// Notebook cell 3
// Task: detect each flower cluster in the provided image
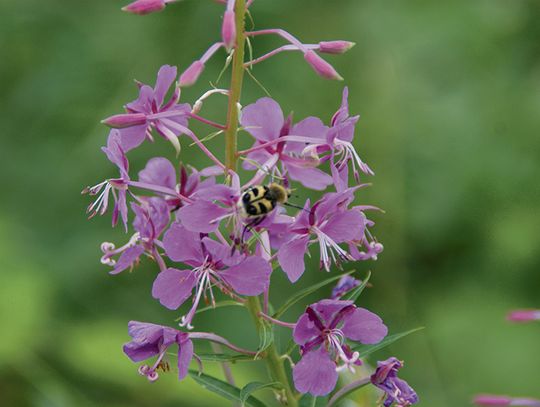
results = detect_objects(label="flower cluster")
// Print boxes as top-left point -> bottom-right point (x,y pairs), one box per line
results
84,0 -> 418,405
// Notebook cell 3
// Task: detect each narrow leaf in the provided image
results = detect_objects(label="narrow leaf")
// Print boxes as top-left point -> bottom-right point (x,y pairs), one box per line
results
188,370 -> 267,407
326,378 -> 370,407
196,353 -> 256,363
273,270 -> 355,318
353,327 -> 424,357
240,382 -> 283,405
341,271 -> 371,302
256,322 -> 274,357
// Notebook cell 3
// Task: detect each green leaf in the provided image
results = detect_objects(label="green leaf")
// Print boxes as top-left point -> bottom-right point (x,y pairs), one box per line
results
326,379 -> 370,407
298,393 -> 328,407
353,327 -> 424,357
273,270 -> 355,318
240,382 -> 283,406
188,370 -> 267,407
256,322 -> 274,357
196,353 -> 256,363
341,271 -> 371,302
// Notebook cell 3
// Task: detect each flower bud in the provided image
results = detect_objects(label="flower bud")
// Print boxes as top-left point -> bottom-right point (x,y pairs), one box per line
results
473,396 -> 513,406
507,309 -> 540,323
122,0 -> 166,15
303,51 -> 343,81
101,113 -> 147,128
221,10 -> 236,51
319,41 -> 356,54
178,60 -> 205,87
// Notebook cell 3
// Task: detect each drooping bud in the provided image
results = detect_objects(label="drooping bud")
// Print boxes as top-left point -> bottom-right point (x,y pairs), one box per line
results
178,61 -> 205,87
101,113 -> 147,128
122,0 -> 166,15
303,51 -> 343,81
319,41 -> 356,54
221,10 -> 236,51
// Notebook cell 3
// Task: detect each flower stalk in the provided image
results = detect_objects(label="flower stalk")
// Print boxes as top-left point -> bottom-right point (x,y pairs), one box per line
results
224,0 -> 247,172
246,296 -> 298,407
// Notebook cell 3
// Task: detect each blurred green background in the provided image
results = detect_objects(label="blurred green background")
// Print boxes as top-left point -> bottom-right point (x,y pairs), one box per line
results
1,0 -> 539,406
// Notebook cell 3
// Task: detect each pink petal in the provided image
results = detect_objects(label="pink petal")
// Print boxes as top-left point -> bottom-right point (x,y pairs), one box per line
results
110,245 -> 144,275
277,235 -> 310,283
240,97 -> 284,142
286,116 -> 328,154
138,157 -> 177,190
153,65 -> 177,107
286,165 -> 333,191
293,313 -> 320,345
342,307 -> 388,344
177,200 -> 229,233
293,347 -> 338,396
321,210 -> 365,243
219,256 -> 271,296
162,223 -> 203,264
152,268 -> 197,310
177,338 -> 193,380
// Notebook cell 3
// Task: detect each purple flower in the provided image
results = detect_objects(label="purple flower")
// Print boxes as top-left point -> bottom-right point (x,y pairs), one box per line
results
152,223 -> 271,328
277,189 -> 366,282
84,131 -> 130,230
292,299 -> 387,396
102,65 -> 191,154
123,321 -> 193,381
240,97 -> 333,191
371,357 -> 419,407
474,395 -> 540,406
331,275 -> 361,299
303,88 -> 373,190
101,197 -> 170,274
137,157 -> 214,210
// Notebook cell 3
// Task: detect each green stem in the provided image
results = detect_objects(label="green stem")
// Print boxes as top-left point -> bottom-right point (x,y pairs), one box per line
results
224,0 -> 247,171
246,297 -> 298,407
224,2 -> 297,405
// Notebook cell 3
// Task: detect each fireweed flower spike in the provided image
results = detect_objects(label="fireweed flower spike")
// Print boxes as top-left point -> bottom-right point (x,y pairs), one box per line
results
152,223 -> 271,329
371,357 -> 419,407
474,395 -> 540,407
292,299 -> 388,396
84,0 -> 424,404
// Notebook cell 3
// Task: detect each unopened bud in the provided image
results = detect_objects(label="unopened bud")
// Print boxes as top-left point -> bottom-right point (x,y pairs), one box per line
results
507,309 -> 540,323
178,60 -> 205,87
304,50 -> 343,81
319,41 -> 356,54
122,0 -> 166,15
221,10 -> 236,51
101,113 -> 147,129
473,395 -> 512,406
